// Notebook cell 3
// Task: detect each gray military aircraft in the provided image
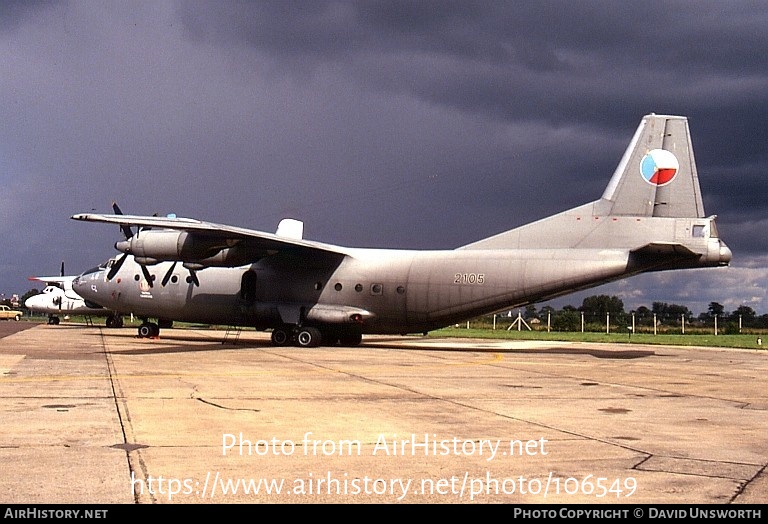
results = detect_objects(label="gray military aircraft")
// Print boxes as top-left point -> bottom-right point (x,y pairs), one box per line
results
71,114 -> 731,346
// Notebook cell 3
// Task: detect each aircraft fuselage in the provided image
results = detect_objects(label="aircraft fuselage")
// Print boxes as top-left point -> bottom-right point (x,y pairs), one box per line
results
74,213 -> 729,336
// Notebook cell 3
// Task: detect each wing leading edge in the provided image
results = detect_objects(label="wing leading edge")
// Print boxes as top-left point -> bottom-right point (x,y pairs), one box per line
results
70,213 -> 350,263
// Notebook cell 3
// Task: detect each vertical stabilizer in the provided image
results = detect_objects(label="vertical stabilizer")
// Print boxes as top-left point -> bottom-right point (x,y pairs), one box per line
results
600,114 -> 705,218
460,114 -> 719,252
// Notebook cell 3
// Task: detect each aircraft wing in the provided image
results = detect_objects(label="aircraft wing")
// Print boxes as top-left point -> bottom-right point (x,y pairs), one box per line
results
70,213 -> 350,259
28,276 -> 76,283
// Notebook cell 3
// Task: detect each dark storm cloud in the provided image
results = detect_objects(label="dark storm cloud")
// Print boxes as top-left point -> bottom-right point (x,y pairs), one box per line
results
176,2 -> 768,123
174,1 -> 768,232
0,1 -> 52,30
1,1 -> 766,316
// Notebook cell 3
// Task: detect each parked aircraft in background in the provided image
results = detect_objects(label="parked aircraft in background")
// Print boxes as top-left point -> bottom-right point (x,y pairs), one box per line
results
25,263 -> 123,327
71,114 -> 731,345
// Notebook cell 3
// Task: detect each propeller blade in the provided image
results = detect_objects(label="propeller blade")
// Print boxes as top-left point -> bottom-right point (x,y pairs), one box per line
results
161,262 -> 177,287
112,201 -> 134,239
107,253 -> 127,280
60,261 -> 64,277
188,270 -> 200,287
141,264 -> 154,288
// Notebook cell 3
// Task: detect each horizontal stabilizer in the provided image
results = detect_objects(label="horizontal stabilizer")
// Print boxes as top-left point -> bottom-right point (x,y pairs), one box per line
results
628,242 -> 702,272
630,242 -> 698,258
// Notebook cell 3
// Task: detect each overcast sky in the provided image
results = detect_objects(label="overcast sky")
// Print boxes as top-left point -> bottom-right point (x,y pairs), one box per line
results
1,1 -> 767,316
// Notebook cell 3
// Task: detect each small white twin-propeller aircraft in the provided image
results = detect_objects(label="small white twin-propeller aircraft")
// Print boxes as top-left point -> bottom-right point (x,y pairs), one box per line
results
71,114 -> 731,345
25,262 -> 123,327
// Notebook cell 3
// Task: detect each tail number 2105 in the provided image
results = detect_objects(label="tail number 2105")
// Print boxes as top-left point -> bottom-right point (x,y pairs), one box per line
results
454,273 -> 485,285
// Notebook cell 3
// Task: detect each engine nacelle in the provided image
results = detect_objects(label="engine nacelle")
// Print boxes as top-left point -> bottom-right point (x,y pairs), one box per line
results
115,230 -> 223,262
115,230 -> 249,267
133,256 -> 161,266
186,247 -> 255,267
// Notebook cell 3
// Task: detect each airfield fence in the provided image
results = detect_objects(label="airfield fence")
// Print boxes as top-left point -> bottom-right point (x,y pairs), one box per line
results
462,312 -> 766,336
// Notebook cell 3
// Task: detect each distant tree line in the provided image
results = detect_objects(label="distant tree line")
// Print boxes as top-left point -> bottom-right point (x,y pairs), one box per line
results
498,295 -> 767,333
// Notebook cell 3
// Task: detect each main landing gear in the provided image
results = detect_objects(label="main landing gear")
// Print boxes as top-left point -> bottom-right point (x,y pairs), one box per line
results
270,326 -> 322,347
136,319 -> 172,338
270,325 -> 363,348
137,322 -> 160,338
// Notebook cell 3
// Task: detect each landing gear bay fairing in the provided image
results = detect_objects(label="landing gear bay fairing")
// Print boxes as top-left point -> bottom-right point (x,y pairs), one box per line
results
72,114 -> 731,345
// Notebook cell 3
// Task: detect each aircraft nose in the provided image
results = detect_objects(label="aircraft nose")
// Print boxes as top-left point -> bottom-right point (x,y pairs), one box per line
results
72,275 -> 93,296
24,296 -> 40,308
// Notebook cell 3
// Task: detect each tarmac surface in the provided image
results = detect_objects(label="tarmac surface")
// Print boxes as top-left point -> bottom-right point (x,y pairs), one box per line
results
1,321 -> 767,504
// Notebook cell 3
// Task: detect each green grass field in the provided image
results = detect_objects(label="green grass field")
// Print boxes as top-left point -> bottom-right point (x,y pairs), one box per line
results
432,326 -> 768,350
20,314 -> 768,350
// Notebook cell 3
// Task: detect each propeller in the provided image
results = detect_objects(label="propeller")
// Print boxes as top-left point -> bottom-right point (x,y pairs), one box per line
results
108,252 -> 154,287
112,202 -> 134,239
160,261 -> 200,287
108,201 -> 153,287
107,252 -> 130,281
161,261 -> 177,287
140,264 -> 154,287
58,261 -> 65,309
186,268 -> 200,287
109,201 -> 199,288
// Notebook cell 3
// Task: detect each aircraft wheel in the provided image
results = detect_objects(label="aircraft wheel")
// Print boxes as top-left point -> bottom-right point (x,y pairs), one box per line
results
296,327 -> 322,348
321,331 -> 341,346
339,331 -> 362,346
108,316 -> 125,328
138,323 -> 159,338
271,328 -> 291,346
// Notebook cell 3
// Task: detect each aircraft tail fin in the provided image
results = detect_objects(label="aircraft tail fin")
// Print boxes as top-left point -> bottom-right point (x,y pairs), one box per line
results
598,114 -> 705,218
461,114 -> 719,252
